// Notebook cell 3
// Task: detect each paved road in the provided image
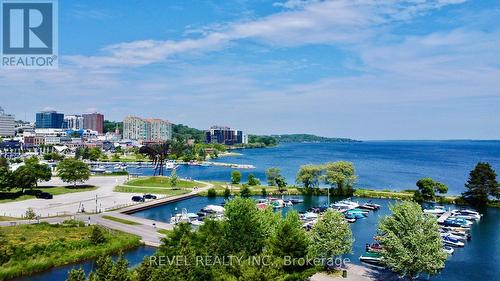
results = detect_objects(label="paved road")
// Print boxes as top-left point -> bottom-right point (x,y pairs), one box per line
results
1,177 -> 213,246
0,176 -> 209,218
0,176 -> 131,217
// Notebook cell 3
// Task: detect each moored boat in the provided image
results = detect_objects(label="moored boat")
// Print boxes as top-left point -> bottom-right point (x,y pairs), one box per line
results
359,252 -> 383,266
443,246 -> 454,255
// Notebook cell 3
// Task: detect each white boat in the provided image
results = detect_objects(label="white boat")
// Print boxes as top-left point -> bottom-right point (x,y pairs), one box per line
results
442,236 -> 464,247
91,166 -> 106,173
452,209 -> 481,221
201,205 -> 225,214
443,246 -> 454,255
441,233 -> 467,242
170,208 -> 200,225
423,206 -> 447,215
331,200 -> 359,210
165,162 -> 177,169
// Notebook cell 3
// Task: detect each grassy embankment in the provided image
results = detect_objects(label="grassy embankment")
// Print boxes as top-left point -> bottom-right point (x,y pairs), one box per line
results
114,176 -> 204,196
199,183 -> 500,207
0,185 -> 97,203
0,221 -> 141,281
102,215 -> 141,225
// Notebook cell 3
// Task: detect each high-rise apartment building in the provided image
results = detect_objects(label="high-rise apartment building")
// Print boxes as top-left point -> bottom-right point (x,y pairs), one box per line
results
63,115 -> 84,130
83,113 -> 104,134
35,110 -> 64,128
123,116 -> 171,142
0,107 -> 15,137
205,126 -> 245,145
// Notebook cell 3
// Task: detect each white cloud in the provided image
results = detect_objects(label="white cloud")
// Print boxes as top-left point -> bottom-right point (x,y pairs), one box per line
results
65,0 -> 468,68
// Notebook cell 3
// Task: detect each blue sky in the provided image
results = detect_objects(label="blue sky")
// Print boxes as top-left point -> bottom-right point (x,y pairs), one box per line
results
1,0 -> 499,140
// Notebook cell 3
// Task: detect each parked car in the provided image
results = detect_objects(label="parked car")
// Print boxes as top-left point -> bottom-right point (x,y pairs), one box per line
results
131,196 -> 145,202
36,192 -> 53,199
143,194 -> 157,200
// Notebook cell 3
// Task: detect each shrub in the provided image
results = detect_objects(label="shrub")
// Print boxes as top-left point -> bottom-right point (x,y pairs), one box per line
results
223,188 -> 231,198
240,185 -> 251,198
261,188 -> 267,197
207,188 -> 217,198
90,226 -> 106,244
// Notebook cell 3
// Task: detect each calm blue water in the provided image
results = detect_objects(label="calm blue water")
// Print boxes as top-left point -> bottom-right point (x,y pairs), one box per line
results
14,246 -> 156,281
132,196 -> 500,281
129,141 -> 500,195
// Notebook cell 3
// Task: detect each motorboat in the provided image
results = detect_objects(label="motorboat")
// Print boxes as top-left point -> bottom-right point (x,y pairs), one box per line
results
359,252 -> 383,266
443,246 -> 454,255
200,205 -> 225,214
344,213 -> 357,223
365,202 -> 381,210
440,228 -> 471,240
289,198 -> 304,204
442,218 -> 471,228
441,232 -> 467,242
442,236 -> 465,247
359,204 -> 378,211
300,212 -> 319,221
423,206 -> 447,215
91,166 -> 106,173
366,243 -> 383,253
335,200 -> 359,209
346,208 -> 369,215
452,209 -> 481,221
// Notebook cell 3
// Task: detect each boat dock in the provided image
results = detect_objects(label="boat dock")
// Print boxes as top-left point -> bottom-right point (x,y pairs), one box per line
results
437,211 -> 452,223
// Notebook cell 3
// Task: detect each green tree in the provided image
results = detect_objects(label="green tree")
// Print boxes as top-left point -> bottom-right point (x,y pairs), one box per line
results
275,175 -> 287,193
31,163 -> 52,187
0,166 -> 12,191
224,198 -> 266,255
269,211 -> 309,272
296,164 -> 322,189
240,185 -> 251,198
57,158 -> 91,187
247,173 -> 260,186
413,178 -> 448,202
88,148 -> 102,161
377,201 -> 446,281
462,162 -> 499,206
0,157 -> 8,168
266,167 -> 281,186
308,209 -> 352,263
223,187 -> 231,198
13,165 -> 37,192
66,268 -> 85,281
170,169 -> 178,187
25,208 -> 36,220
231,170 -> 242,184
322,161 -> 357,196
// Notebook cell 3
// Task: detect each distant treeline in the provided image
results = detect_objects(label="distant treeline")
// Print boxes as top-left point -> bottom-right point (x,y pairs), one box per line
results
271,134 -> 359,143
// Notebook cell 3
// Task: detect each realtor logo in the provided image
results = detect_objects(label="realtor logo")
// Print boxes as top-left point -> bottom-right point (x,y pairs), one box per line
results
1,0 -> 58,69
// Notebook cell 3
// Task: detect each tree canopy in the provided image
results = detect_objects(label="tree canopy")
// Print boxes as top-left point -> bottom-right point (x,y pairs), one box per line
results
413,177 -> 448,202
296,164 -> 322,189
265,167 -> 281,186
322,161 -> 357,196
462,162 -> 499,206
57,158 -> 90,187
377,201 -> 447,280
308,209 -> 353,263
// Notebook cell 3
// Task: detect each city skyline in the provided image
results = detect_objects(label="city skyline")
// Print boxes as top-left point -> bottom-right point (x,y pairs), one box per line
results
1,0 -> 499,140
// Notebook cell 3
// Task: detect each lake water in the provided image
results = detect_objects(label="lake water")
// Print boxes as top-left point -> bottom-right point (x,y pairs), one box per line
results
14,246 -> 156,281
129,141 -> 500,195
132,195 -> 500,281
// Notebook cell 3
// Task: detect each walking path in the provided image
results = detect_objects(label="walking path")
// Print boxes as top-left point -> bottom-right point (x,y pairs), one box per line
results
310,264 -> 403,281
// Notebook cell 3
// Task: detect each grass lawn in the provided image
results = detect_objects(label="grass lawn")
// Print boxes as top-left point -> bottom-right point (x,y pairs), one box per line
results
0,216 -> 18,221
200,181 -> 302,196
114,185 -> 191,196
102,215 -> 141,225
125,176 -> 201,188
0,222 -> 141,281
157,229 -> 171,235
0,185 -> 97,203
